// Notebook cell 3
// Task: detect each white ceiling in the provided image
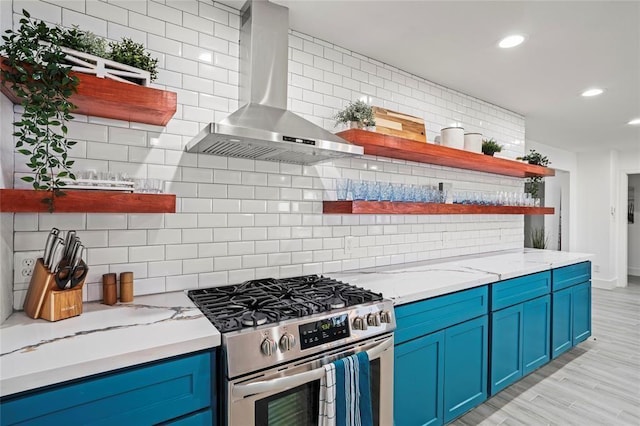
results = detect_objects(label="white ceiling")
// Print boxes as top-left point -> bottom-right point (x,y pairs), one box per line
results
219,1 -> 640,153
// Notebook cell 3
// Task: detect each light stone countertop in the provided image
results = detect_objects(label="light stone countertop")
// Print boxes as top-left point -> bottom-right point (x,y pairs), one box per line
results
331,249 -> 593,305
0,249 -> 591,398
0,291 -> 220,398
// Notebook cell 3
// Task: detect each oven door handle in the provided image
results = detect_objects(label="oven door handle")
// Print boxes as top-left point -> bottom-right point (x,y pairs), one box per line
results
232,337 -> 393,398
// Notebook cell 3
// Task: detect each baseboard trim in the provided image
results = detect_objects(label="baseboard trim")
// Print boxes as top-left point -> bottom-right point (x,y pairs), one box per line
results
627,266 -> 640,276
592,278 -> 618,290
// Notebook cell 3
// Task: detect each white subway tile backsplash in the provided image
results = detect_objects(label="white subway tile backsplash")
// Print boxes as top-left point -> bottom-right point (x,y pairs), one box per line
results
166,274 -> 199,291
10,2 -> 525,306
184,257 -> 213,274
148,260 -> 182,277
88,247 -> 128,265
166,22 -> 198,44
86,0 -> 128,25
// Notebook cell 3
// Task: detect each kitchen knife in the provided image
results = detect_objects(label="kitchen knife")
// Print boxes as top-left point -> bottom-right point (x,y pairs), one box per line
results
42,228 -> 59,268
49,237 -> 66,273
63,231 -> 76,260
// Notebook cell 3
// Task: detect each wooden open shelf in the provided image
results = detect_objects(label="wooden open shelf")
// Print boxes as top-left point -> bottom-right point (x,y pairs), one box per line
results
1,60 -> 177,126
323,201 -> 555,215
337,129 -> 555,179
0,189 -> 176,213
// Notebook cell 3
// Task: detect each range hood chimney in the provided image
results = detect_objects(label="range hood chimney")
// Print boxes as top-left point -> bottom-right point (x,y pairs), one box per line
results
186,0 -> 363,164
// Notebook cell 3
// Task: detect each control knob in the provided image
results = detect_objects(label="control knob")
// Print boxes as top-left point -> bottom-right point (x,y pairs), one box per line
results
279,333 -> 296,352
352,316 -> 368,330
367,312 -> 381,327
260,337 -> 277,356
380,310 -> 393,324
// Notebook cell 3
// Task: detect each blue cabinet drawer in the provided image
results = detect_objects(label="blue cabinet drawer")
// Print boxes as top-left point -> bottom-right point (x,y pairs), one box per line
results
1,351 -> 213,426
552,261 -> 591,291
395,286 -> 488,345
491,271 -> 551,311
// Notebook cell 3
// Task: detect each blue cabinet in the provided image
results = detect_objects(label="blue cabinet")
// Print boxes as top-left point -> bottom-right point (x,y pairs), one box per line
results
489,272 -> 551,395
394,286 -> 488,426
443,316 -> 488,424
395,331 -> 445,426
552,280 -> 592,358
551,262 -> 592,359
0,351 -> 215,426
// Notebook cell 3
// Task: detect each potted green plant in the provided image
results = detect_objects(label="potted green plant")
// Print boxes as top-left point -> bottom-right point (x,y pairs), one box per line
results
334,100 -> 375,129
1,10 -> 80,211
481,138 -> 503,156
530,227 -> 548,249
517,149 -> 551,198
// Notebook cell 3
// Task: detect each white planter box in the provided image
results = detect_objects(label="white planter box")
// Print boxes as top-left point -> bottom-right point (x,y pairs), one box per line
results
61,47 -> 151,86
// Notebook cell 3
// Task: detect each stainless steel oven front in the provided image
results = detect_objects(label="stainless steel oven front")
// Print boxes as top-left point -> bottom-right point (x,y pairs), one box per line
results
227,334 -> 394,426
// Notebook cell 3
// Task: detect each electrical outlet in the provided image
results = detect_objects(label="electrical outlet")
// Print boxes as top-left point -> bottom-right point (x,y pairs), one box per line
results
14,252 -> 40,284
344,236 -> 355,254
594,264 -> 600,273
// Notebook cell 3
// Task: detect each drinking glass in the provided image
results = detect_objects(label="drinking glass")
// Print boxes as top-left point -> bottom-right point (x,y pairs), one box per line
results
366,181 -> 381,201
351,180 -> 368,200
336,179 -> 349,201
391,183 -> 404,202
379,182 -> 392,201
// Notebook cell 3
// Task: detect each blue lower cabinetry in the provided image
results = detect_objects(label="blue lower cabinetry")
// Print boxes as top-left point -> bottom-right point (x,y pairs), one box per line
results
393,286 -> 488,426
394,331 -> 445,426
552,280 -> 592,359
0,351 -> 215,426
572,281 -> 592,344
522,295 -> 551,375
443,316 -> 488,424
490,295 -> 550,395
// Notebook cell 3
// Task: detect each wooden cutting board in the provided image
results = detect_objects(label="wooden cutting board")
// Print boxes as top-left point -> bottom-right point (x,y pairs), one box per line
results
373,106 -> 426,142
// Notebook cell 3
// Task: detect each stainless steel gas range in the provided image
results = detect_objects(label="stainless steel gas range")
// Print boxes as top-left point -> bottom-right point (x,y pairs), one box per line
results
188,275 -> 396,426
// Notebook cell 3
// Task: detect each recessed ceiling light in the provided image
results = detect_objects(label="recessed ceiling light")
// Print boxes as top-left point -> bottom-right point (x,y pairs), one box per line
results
498,35 -> 525,48
628,118 -> 640,125
581,88 -> 604,97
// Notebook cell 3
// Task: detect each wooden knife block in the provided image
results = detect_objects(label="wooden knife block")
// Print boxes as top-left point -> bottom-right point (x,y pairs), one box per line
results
23,258 -> 85,321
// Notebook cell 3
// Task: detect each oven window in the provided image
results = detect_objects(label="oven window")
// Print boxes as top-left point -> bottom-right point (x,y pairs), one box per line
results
255,382 -> 320,426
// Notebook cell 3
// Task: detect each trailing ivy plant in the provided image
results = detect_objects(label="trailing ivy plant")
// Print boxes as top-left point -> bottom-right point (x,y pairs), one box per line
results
109,38 -> 158,82
1,10 -> 79,211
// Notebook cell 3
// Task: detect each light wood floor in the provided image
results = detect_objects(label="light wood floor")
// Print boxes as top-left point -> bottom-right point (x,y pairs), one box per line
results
452,282 -> 640,426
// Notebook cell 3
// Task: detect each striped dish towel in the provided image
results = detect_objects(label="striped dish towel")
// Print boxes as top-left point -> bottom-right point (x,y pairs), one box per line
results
319,351 -> 373,426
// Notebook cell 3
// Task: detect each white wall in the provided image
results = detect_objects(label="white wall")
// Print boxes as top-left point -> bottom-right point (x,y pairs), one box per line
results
629,174 -> 640,276
1,0 -> 15,322
576,146 -> 640,289
4,0 -> 528,311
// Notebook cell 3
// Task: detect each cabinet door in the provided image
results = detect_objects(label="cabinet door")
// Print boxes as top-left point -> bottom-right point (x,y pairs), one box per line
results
522,295 -> 551,375
443,316 -> 488,424
490,304 -> 523,395
572,281 -> 592,345
552,287 -> 573,359
394,331 -> 445,426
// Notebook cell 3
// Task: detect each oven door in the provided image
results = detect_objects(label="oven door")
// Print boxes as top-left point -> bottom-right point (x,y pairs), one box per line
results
227,334 -> 393,426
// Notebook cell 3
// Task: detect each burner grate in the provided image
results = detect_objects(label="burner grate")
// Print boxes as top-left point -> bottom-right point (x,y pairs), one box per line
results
188,275 -> 382,332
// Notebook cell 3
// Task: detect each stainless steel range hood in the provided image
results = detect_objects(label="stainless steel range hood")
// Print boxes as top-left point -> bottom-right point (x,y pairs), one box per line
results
186,0 -> 363,164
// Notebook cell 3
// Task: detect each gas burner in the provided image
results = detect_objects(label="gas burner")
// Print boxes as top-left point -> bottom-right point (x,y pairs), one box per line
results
241,311 -> 268,327
326,297 -> 346,309
188,274 -> 383,333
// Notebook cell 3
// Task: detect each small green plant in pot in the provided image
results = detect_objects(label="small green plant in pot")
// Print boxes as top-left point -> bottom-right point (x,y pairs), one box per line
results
517,149 -> 551,198
1,10 -> 79,211
334,100 -> 375,129
108,38 -> 158,82
530,228 -> 548,249
481,138 -> 503,156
